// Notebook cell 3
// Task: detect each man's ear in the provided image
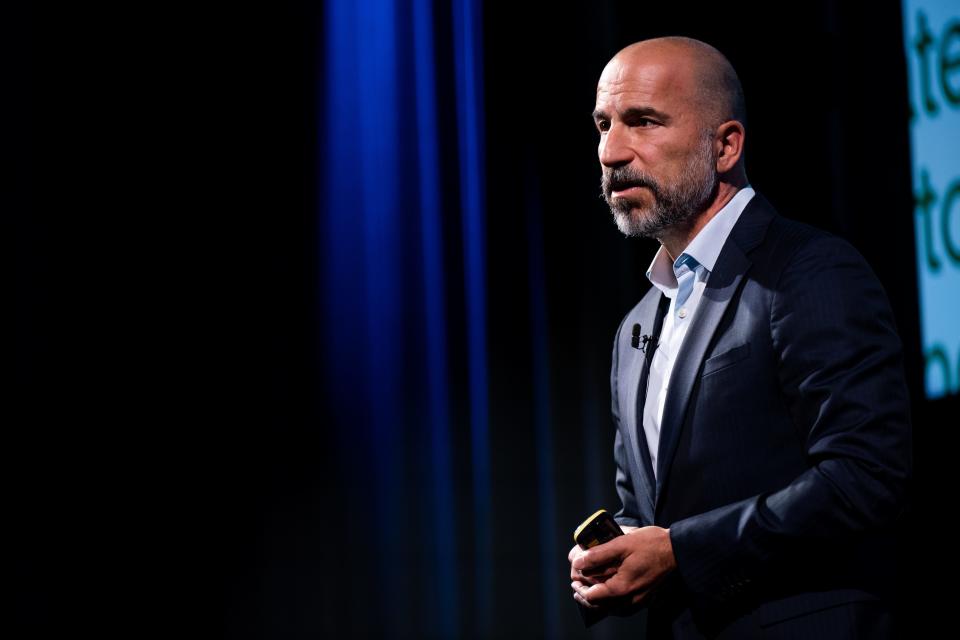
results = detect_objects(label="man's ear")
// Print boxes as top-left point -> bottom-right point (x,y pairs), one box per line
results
714,120 -> 745,173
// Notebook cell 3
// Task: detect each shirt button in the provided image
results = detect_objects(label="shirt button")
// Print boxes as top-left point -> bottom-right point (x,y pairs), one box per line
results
678,307 -> 688,318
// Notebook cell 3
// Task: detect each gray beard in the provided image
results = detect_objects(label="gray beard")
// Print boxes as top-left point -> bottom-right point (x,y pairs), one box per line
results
601,140 -> 719,240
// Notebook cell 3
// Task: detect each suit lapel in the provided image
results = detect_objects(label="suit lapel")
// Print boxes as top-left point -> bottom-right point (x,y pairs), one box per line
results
621,289 -> 668,521
653,192 -> 778,508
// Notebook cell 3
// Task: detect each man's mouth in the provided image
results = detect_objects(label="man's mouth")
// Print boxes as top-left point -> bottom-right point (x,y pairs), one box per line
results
611,184 -> 645,198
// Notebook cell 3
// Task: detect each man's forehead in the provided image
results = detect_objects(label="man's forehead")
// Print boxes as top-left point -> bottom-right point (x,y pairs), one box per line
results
595,56 -> 691,106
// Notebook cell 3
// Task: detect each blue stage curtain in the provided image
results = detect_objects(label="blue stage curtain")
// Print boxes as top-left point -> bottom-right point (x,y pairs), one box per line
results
319,1 -> 490,635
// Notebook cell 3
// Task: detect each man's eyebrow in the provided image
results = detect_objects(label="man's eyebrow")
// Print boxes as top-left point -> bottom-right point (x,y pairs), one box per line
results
591,106 -> 671,124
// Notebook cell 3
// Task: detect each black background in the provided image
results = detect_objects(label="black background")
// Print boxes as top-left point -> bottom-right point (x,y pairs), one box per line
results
14,1 -> 956,637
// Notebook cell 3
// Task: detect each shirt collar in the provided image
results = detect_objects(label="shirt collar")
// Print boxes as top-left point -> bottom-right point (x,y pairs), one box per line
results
645,185 -> 756,294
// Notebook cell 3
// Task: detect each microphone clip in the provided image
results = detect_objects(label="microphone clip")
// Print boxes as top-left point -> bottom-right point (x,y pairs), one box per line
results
631,323 -> 657,354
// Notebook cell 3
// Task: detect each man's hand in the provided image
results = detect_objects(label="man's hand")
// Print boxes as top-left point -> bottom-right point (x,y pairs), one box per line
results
569,526 -> 676,613
567,525 -> 638,587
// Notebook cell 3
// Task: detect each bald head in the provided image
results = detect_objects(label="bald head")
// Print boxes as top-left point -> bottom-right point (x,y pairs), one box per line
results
607,37 -> 746,132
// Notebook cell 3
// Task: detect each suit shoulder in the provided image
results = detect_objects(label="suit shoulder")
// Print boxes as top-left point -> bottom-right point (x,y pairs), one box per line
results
763,214 -> 892,323
761,211 -> 870,275
765,211 -> 840,252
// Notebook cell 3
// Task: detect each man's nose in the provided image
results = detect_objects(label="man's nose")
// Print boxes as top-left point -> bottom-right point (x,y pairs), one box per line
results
599,125 -> 632,168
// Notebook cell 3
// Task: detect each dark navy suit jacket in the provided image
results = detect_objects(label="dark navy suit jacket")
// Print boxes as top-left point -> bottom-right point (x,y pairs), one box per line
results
610,191 -> 912,638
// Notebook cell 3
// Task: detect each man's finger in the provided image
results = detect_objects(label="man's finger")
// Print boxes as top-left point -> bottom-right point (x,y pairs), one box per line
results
571,565 -> 611,585
570,566 -> 590,583
582,563 -> 617,580
580,572 -> 628,604
573,591 -> 599,609
571,581 -> 601,609
590,576 -> 657,612
571,540 -> 624,574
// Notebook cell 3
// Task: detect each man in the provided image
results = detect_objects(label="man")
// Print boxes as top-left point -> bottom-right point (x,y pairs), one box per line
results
567,37 -> 912,639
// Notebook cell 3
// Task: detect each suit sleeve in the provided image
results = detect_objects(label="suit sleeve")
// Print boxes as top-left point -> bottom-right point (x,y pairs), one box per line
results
666,234 -> 913,604
610,313 -> 645,528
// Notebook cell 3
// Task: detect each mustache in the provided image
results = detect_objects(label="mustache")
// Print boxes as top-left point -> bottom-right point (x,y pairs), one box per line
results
600,167 -> 661,199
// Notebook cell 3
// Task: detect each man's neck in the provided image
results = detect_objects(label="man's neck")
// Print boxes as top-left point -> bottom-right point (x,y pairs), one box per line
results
659,178 -> 747,262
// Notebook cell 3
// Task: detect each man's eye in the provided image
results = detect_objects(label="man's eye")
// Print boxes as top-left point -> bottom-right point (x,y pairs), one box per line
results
597,121 -> 610,132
